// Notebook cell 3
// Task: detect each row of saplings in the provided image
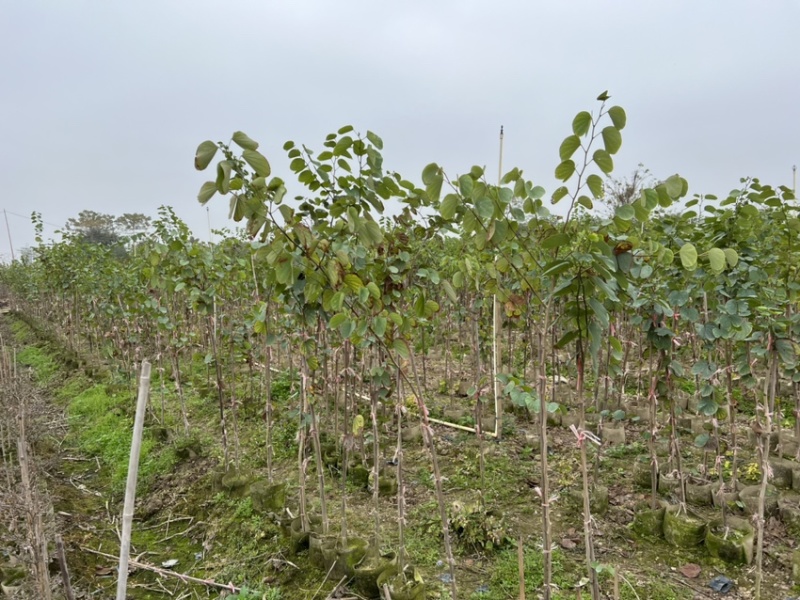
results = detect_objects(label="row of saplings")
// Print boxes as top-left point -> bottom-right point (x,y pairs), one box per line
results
531,382 -> 800,574
628,419 -> 800,572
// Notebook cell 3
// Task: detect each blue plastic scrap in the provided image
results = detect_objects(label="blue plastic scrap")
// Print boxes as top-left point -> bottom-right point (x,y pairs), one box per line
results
708,575 -> 734,594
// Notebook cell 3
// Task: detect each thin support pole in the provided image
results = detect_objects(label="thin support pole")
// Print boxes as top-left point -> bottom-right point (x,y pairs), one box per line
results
116,361 -> 152,600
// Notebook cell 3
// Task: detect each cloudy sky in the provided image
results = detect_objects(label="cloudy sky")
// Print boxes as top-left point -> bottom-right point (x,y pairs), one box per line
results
1,1 -> 798,259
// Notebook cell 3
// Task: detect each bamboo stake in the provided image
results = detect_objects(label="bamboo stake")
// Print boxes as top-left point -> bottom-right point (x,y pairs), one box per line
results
116,361 -> 151,600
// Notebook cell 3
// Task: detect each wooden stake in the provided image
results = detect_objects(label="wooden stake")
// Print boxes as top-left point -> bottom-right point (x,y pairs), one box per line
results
116,361 -> 151,600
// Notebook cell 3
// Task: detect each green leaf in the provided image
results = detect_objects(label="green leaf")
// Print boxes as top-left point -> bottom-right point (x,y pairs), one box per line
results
228,194 -> 245,221
679,243 -> 698,270
587,174 -> 604,199
440,194 -> 460,220
232,131 -> 259,151
352,414 -> 365,436
392,338 -> 410,360
343,274 -> 364,293
339,319 -> 356,339
559,135 -> 581,161
424,300 -> 440,317
607,106 -> 627,130
542,259 -> 571,278
475,197 -> 494,219
664,174 -> 683,199
593,150 -> 613,174
589,297 -> 609,328
615,204 -> 634,221
596,90 -> 610,101
707,247 -> 726,274
551,186 -> 569,205
363,220 -> 384,245
216,160 -> 232,194
243,149 -> 271,177
458,174 -> 474,196
372,316 -> 387,338
555,159 -> 576,181
723,248 -> 739,268
197,181 -> 217,204
776,338 -> 795,365
366,130 -> 383,150
577,195 -> 593,210
601,126 -> 622,154
366,281 -> 381,300
694,433 -> 710,448
422,163 -> 443,202
442,280 -> 458,303
329,313 -> 348,329
572,111 -> 592,137
194,140 -> 218,170
542,232 -> 570,250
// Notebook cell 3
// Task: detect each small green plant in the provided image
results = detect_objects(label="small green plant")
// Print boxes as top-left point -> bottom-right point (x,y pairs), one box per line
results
741,461 -> 761,482
447,500 -> 511,553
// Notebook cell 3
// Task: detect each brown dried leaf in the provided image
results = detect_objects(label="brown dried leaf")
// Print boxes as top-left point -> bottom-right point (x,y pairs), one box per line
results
679,563 -> 701,579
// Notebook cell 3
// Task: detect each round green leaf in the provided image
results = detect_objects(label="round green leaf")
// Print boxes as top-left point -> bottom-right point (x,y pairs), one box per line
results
194,140 -> 218,171
551,186 -> 569,204
232,131 -> 259,151
197,181 -> 216,204
440,194 -> 460,220
615,204 -> 634,221
542,232 -> 571,249
707,247 -> 726,274
664,174 -> 683,199
587,174 -> 604,199
679,243 -> 698,270
559,135 -> 581,161
593,150 -> 613,174
555,159 -> 576,182
607,106 -> 627,130
243,149 -> 271,177
372,316 -> 387,338
572,111 -> 592,137
601,126 -> 622,155
329,313 -> 348,329
723,248 -> 739,268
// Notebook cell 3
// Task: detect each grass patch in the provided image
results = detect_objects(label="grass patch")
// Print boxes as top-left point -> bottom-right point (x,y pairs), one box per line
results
16,345 -> 59,384
67,384 -> 177,492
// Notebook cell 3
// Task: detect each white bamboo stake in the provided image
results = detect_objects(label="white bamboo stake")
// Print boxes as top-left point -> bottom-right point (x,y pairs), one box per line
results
116,360 -> 151,600
493,125 -> 505,439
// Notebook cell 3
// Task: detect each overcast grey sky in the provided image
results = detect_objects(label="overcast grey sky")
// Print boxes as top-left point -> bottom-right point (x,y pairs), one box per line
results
1,1 -> 798,260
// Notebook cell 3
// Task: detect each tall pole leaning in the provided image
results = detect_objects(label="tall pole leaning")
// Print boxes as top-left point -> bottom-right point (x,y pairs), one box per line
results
116,361 -> 152,600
